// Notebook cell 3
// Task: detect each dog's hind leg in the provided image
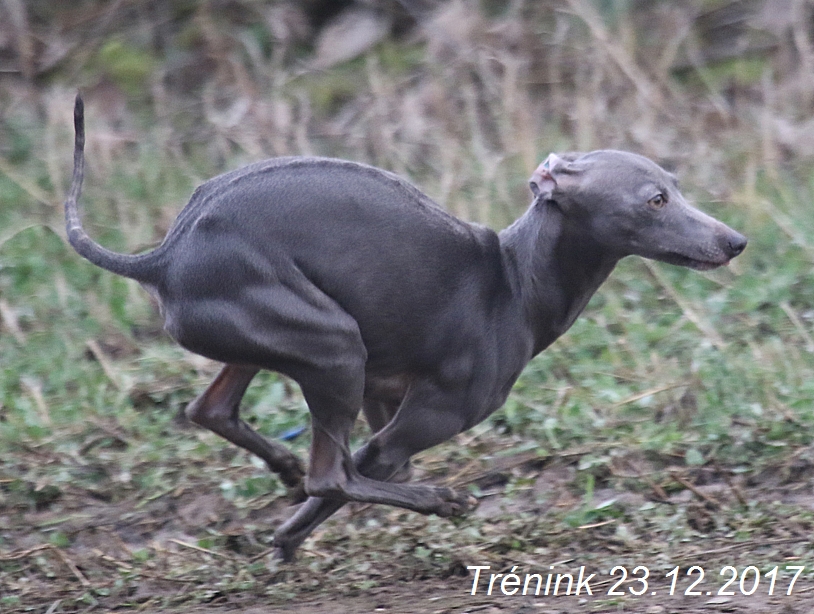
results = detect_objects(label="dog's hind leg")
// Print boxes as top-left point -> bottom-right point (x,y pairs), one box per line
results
185,365 -> 306,488
271,393 -> 406,561
173,263 -> 371,497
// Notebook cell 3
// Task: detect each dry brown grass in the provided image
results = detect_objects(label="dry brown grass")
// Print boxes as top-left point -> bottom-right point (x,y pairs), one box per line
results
2,0 -> 812,234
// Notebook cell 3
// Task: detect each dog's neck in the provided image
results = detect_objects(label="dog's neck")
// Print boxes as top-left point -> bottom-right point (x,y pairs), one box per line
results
499,200 -> 621,355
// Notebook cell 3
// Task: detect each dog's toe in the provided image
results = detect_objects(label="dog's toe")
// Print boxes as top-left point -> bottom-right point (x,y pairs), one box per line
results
450,493 -> 478,516
271,536 -> 299,563
435,488 -> 476,517
278,459 -> 306,489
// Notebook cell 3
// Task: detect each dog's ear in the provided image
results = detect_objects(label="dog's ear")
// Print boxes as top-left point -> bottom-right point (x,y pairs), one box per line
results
529,153 -> 564,201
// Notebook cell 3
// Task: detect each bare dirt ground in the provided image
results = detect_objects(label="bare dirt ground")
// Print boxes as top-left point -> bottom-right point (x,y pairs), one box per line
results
4,441 -> 814,613
207,581 -> 814,614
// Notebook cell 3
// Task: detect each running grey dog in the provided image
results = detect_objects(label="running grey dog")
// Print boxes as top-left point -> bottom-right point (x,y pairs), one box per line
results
65,95 -> 746,560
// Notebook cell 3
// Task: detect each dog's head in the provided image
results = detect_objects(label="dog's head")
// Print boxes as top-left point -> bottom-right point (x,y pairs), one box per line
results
529,150 -> 746,270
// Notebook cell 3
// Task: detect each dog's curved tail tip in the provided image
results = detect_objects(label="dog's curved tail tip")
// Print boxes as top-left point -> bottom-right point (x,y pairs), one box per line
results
64,92 -> 160,283
66,92 -> 86,221
73,93 -> 85,152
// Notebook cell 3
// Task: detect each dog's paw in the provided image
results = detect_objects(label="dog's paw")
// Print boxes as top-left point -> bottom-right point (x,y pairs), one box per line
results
436,488 -> 477,517
278,458 -> 306,489
271,535 -> 299,564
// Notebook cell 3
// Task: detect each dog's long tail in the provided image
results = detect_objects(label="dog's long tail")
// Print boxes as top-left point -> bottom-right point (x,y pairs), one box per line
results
65,94 -> 161,283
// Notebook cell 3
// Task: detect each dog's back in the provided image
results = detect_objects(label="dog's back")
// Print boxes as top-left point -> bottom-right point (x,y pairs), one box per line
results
161,157 -> 514,371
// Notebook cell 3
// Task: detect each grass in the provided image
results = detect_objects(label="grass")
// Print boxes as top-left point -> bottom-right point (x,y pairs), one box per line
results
3,128 -> 814,611
3,1 -> 814,611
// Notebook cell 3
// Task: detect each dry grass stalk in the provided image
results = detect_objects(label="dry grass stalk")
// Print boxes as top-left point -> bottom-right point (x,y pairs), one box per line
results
669,470 -> 721,509
85,339 -> 124,391
20,376 -> 49,425
565,0 -> 663,109
780,301 -> 814,352
0,298 -> 25,344
642,260 -> 726,351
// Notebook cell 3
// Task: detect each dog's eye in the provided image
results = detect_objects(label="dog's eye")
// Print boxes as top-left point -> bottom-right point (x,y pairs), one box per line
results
647,193 -> 667,209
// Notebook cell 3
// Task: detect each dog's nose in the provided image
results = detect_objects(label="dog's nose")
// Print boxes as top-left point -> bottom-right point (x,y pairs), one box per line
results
727,232 -> 747,257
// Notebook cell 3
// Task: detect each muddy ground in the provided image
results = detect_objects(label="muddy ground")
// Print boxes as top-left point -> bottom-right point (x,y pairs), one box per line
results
4,439 -> 814,613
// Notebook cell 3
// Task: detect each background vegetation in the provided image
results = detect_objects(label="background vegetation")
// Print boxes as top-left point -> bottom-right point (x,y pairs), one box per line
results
2,0 -> 814,611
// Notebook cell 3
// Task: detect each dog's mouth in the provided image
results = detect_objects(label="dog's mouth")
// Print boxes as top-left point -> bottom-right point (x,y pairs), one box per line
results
659,253 -> 729,271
